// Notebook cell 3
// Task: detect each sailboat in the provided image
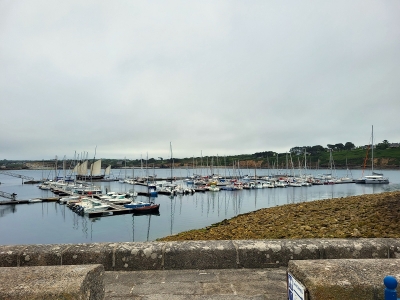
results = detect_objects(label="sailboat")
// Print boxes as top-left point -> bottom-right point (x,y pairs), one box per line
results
124,175 -> 160,213
104,165 -> 112,179
74,160 -> 88,180
323,149 -> 336,185
356,126 -> 389,184
75,159 -> 105,181
336,158 -> 354,184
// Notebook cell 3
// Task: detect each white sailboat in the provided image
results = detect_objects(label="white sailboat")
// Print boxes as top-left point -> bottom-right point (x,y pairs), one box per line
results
356,125 -> 389,184
365,126 -> 389,184
336,158 -> 354,183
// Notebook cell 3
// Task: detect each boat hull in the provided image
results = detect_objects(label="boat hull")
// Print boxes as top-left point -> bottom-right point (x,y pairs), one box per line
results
365,179 -> 389,184
76,175 -> 105,181
129,204 -> 160,214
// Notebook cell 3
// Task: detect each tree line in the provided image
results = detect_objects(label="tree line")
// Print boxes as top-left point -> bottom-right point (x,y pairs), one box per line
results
289,142 -> 356,155
288,140 -> 391,156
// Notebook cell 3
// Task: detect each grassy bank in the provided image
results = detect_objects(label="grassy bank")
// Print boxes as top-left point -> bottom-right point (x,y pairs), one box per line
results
158,191 -> 400,241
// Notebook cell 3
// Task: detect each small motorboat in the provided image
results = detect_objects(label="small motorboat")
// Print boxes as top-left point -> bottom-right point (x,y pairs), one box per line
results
124,200 -> 160,214
131,203 -> 160,214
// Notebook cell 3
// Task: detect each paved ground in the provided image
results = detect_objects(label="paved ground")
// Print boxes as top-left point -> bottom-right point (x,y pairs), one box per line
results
104,268 -> 288,299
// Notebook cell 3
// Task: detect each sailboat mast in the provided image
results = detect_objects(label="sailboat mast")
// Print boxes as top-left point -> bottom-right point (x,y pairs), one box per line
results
200,151 -> 203,177
286,153 -> 288,177
124,157 -> 127,179
170,142 -> 173,183
146,152 -> 149,184
277,154 -> 279,174
371,125 -> 374,173
91,146 -> 97,184
224,156 -> 227,180
63,155 -> 66,180
55,155 -> 58,181
216,154 -> 219,178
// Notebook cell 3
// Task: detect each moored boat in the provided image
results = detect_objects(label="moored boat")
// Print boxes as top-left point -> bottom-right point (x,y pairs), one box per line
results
207,185 -> 220,192
356,126 -> 389,185
364,175 -> 389,184
275,181 -> 288,188
323,180 -> 336,185
131,203 -> 160,214
335,177 -> 354,184
124,200 -> 152,209
74,159 -> 105,181
83,199 -> 110,214
59,195 -> 81,204
124,200 -> 160,214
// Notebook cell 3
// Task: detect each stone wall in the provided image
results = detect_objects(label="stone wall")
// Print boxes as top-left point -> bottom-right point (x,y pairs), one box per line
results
1,238 -> 399,271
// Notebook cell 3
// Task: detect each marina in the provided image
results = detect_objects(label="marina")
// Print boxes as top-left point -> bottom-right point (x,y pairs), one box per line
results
0,168 -> 399,245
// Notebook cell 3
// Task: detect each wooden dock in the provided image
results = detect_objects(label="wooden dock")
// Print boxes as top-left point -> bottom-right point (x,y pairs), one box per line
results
0,198 -> 59,205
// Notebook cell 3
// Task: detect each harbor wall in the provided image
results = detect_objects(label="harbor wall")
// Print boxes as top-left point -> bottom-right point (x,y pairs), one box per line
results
0,238 -> 399,271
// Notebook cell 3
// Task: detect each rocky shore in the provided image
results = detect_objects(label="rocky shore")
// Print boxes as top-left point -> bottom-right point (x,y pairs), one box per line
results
158,191 -> 400,241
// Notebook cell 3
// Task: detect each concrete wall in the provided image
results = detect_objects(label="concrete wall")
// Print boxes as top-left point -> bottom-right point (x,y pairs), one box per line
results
1,238 -> 399,271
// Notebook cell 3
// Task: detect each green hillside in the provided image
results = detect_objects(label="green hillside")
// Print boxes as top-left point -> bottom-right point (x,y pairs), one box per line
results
2,146 -> 400,170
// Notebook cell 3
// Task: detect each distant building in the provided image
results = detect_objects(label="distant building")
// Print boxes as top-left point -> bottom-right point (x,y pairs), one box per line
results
389,143 -> 400,148
360,145 -> 374,150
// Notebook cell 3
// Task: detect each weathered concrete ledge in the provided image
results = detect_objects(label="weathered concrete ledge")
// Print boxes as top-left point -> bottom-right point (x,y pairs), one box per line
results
288,259 -> 400,300
0,238 -> 399,271
0,264 -> 104,299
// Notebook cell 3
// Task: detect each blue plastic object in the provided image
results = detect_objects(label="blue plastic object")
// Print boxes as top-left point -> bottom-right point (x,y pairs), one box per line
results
384,276 -> 399,300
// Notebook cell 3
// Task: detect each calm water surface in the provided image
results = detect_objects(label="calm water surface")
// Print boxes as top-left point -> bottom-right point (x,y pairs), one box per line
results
1,168 -> 400,245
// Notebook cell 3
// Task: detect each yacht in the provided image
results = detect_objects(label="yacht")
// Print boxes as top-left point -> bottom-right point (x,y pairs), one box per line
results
364,175 -> 389,184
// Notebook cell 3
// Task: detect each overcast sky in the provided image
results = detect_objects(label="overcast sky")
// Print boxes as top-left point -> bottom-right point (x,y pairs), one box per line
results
1,1 -> 399,161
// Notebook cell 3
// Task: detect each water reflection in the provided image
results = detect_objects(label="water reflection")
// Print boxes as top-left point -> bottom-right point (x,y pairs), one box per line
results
132,213 -> 159,242
82,217 -> 88,239
0,204 -> 17,217
170,196 -> 176,236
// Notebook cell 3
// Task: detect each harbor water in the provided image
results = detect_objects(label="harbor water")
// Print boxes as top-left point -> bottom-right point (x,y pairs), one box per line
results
1,168 -> 400,245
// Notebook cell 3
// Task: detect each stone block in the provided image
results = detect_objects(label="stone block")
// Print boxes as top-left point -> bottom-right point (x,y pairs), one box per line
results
319,238 -> 390,259
18,244 -> 70,267
0,245 -> 26,267
62,243 -> 115,270
386,238 -> 400,258
113,242 -> 164,271
0,264 -> 104,299
288,259 -> 400,300
235,240 -> 286,268
283,239 -> 322,262
163,240 -> 237,269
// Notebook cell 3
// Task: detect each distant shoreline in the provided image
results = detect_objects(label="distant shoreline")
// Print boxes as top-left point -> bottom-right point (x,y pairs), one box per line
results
2,166 -> 400,171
